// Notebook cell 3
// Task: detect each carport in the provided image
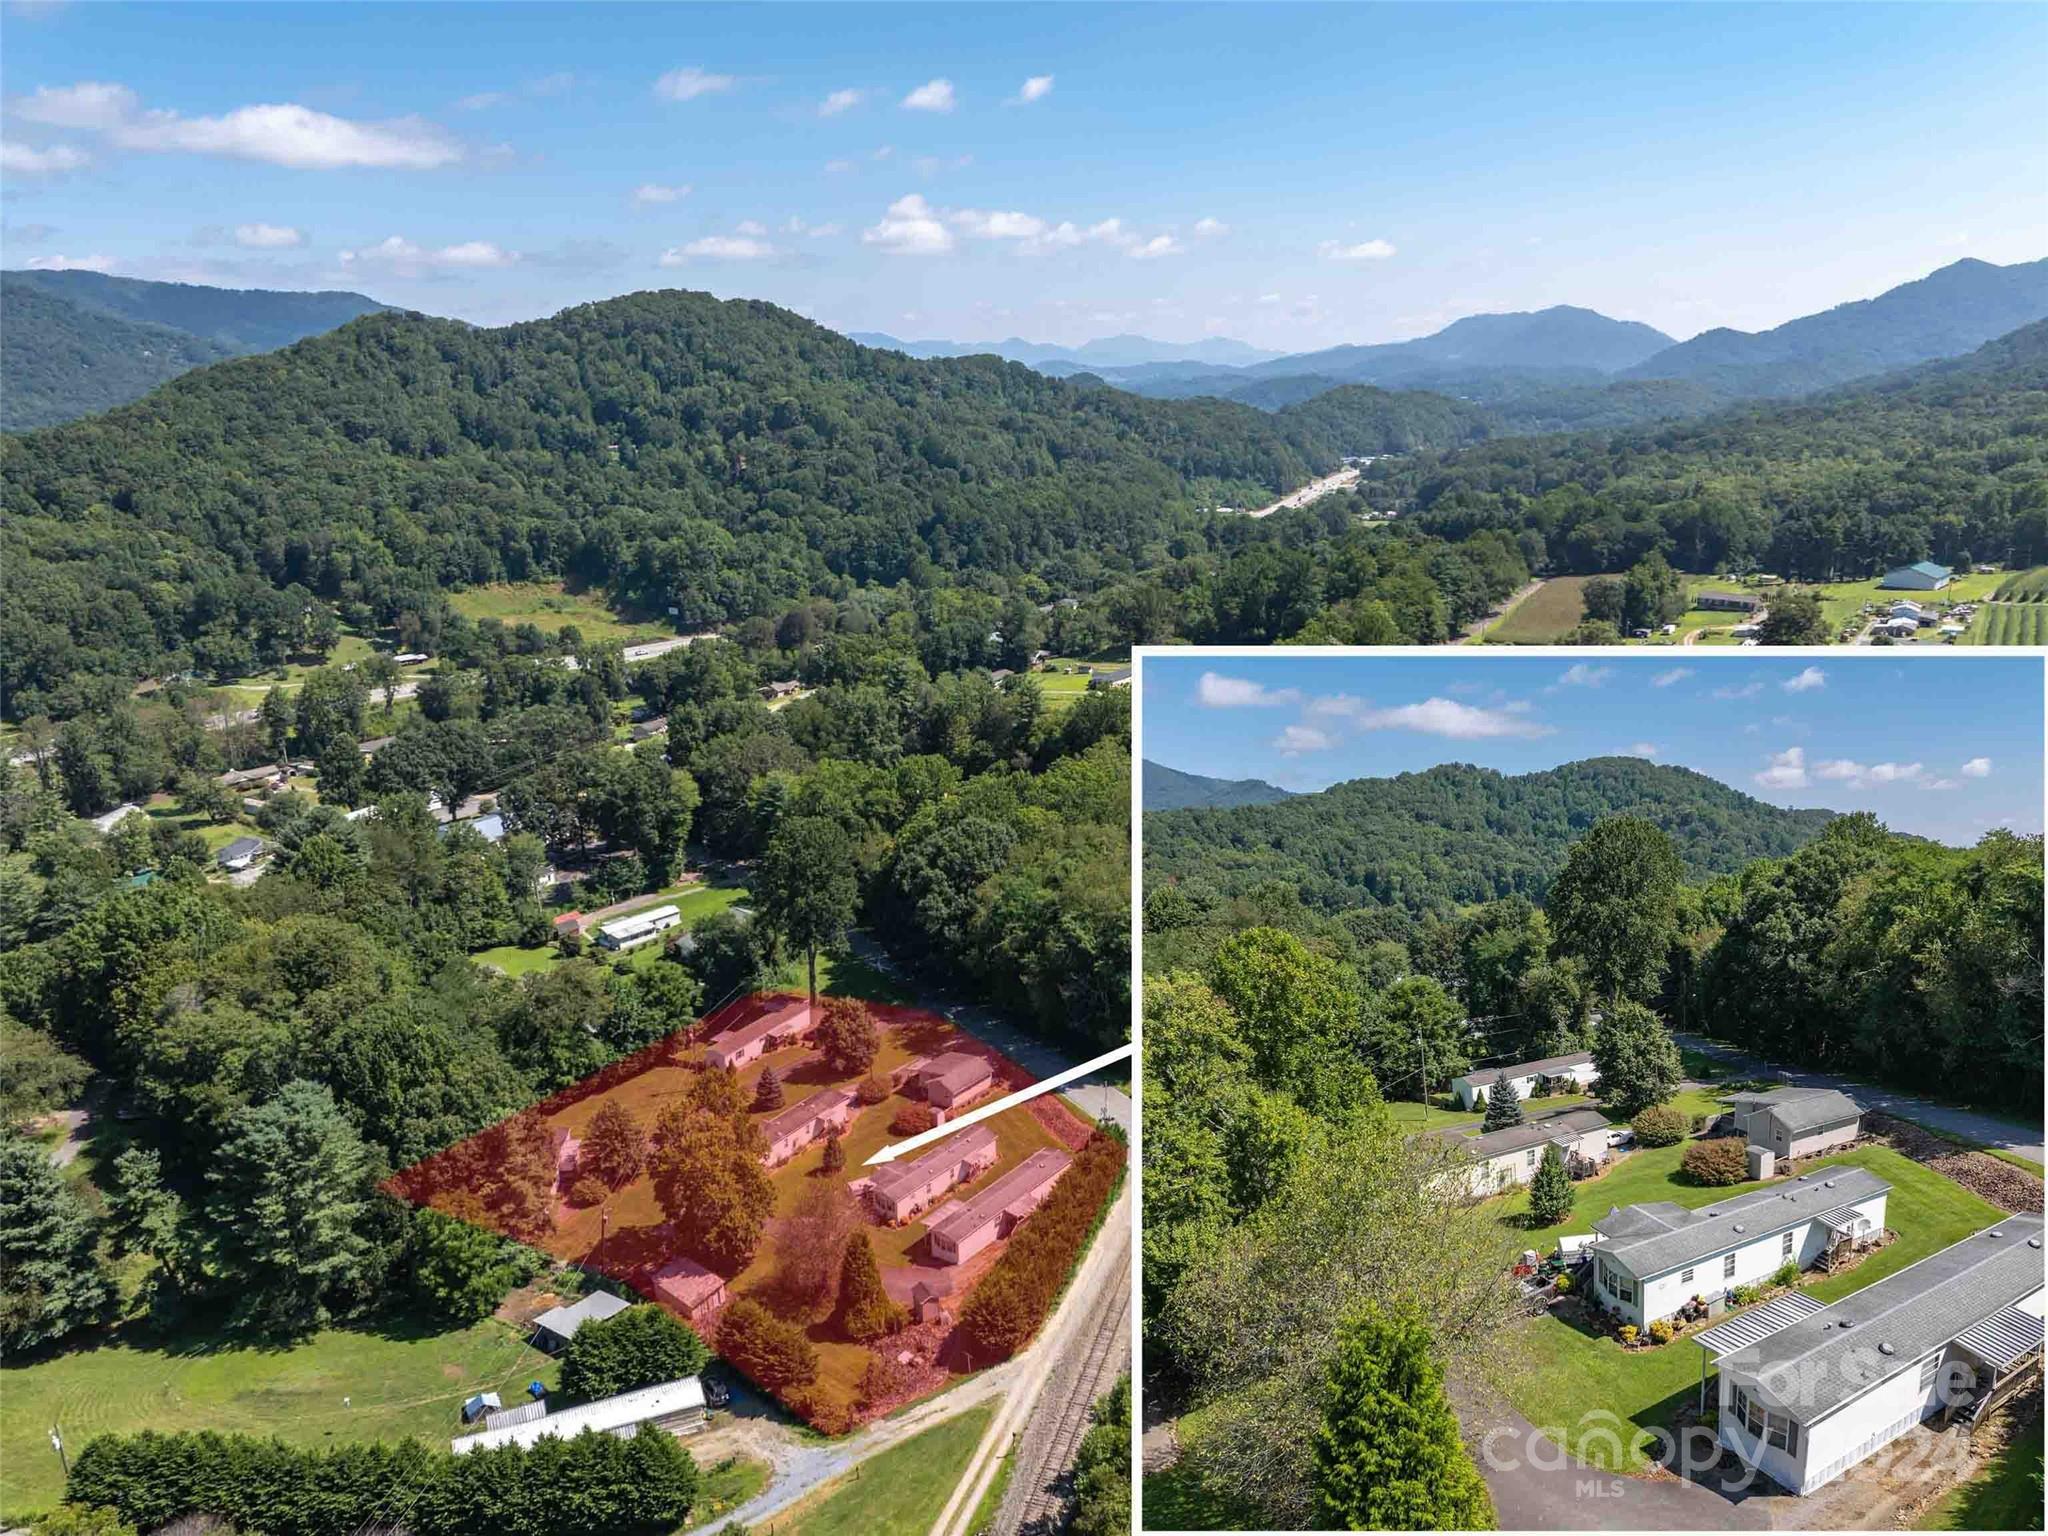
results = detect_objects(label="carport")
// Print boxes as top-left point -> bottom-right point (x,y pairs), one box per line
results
1692,1291 -> 1827,1410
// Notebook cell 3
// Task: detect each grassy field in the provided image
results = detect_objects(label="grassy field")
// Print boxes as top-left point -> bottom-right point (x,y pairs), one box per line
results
1498,1146 -> 2004,1471
447,581 -> 671,644
1482,577 -> 1600,643
1963,601 -> 2048,646
681,1455 -> 774,1530
783,1402 -> 995,1536
0,1314 -> 558,1522
1808,571 -> 2006,634
1913,1413 -> 2044,1530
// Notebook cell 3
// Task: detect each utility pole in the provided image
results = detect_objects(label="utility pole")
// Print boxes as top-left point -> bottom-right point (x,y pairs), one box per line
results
1416,1021 -> 1430,1126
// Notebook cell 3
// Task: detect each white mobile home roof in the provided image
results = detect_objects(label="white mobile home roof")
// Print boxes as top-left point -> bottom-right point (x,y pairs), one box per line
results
1594,1166 -> 1892,1278
452,1375 -> 706,1453
1453,1050 -> 1594,1086
599,904 -> 680,941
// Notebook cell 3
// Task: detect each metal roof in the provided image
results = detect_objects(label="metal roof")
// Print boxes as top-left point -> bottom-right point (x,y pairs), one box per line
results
1739,1087 -> 1862,1134
531,1289 -> 630,1340
1443,1108 -> 1610,1161
1595,1167 -> 1892,1279
927,1148 -> 1072,1247
1954,1306 -> 2044,1373
452,1375 -> 706,1454
1451,1050 -> 1594,1086
1721,1214 -> 2046,1419
1695,1292 -> 1827,1360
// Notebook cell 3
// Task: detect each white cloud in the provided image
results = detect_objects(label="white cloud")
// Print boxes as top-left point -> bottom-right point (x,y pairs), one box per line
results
901,78 -> 956,113
1627,742 -> 1659,758
1305,693 -> 1365,718
1921,778 -> 1962,792
950,207 -> 1048,241
862,193 -> 954,255
1193,216 -> 1229,238
15,82 -> 465,169
1814,759 -> 1865,782
1714,680 -> 1766,700
632,182 -> 689,205
1651,667 -> 1694,687
0,139 -> 89,174
1754,746 -> 1809,790
1354,698 -> 1553,740
818,88 -> 865,117
1273,724 -> 1334,756
339,236 -> 518,274
25,251 -> 116,272
1555,663 -> 1611,688
734,219 -> 768,237
1961,757 -> 1993,778
659,234 -> 777,262
654,67 -> 735,102
1128,234 -> 1182,261
1782,666 -> 1827,694
1011,74 -> 1054,105
1865,761 -> 1924,784
233,222 -> 304,249
1807,757 -> 1927,791
1319,237 -> 1397,262
1197,673 -> 1303,709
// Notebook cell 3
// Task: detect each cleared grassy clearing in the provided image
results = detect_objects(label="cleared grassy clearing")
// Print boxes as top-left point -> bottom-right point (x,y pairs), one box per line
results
447,581 -> 671,644
0,1314 -> 558,1522
1482,576 -> 1597,642
681,1456 -> 775,1530
470,883 -> 749,977
1913,1413 -> 2044,1530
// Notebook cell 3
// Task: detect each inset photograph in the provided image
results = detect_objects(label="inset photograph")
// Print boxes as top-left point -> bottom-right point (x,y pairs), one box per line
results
1140,652 -> 2045,1532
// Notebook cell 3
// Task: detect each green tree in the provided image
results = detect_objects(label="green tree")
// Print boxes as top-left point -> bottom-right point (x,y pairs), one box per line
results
1479,1071 -> 1524,1131
834,1230 -> 905,1341
1759,589 -> 1831,645
816,994 -> 880,1076
0,1014 -> 90,1126
582,1100 -> 646,1190
647,1104 -> 774,1271
754,815 -> 858,1009
1312,1305 -> 1495,1531
204,1079 -> 379,1335
411,1208 -> 530,1324
1590,1001 -> 1683,1118
1208,928 -> 1373,1119
1526,1143 -> 1575,1227
559,1302 -> 711,1401
1546,816 -> 1683,1003
718,1297 -> 819,1390
0,1126 -> 114,1352
820,1130 -> 845,1173
753,1065 -> 786,1111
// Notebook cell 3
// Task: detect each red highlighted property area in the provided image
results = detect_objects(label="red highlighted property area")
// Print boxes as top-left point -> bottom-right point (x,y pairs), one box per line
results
386,992 -> 1111,1431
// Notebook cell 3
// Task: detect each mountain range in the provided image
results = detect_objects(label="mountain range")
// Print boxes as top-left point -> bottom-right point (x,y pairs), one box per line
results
848,331 -> 1285,369
1142,760 -> 1295,811
0,270 -> 390,430
1143,757 -> 1839,919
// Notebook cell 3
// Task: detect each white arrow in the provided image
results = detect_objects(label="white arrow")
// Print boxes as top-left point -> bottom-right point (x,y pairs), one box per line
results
862,1044 -> 1132,1165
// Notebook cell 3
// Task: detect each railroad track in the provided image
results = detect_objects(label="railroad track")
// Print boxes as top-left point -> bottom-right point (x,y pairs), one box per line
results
998,1251 -> 1132,1535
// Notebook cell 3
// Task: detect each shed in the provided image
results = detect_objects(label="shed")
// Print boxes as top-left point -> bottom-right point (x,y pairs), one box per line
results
530,1289 -> 631,1352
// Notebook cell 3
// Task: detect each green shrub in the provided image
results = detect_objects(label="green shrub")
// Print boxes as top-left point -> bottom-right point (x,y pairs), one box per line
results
1648,1318 -> 1675,1345
718,1298 -> 818,1390
560,1302 -> 711,1401
1631,1105 -> 1687,1147
1771,1261 -> 1800,1289
1679,1137 -> 1747,1186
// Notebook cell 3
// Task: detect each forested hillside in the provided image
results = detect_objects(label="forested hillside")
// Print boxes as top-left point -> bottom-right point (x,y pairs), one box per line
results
1368,320 -> 2048,579
0,289 -> 1484,719
0,270 -> 388,430
1143,757 -> 1834,917
1142,760 -> 1293,812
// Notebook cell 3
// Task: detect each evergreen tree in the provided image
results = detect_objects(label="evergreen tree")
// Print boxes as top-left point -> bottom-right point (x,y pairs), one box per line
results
1312,1305 -> 1495,1531
1479,1071 -> 1524,1131
834,1230 -> 905,1341
205,1079 -> 379,1335
820,1130 -> 845,1174
1526,1144 -> 1575,1227
753,1065 -> 786,1112
0,1126 -> 114,1352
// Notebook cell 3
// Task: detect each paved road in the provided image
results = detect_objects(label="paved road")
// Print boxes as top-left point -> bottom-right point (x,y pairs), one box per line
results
1247,465 -> 1359,518
1675,1033 -> 2043,1165
1450,1376 -> 1772,1531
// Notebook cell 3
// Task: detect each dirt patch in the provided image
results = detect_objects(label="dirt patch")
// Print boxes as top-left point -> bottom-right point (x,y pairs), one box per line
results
1867,1115 -> 2045,1213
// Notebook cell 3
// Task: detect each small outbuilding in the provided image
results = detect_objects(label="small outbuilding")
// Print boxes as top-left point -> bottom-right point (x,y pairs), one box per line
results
529,1289 -> 631,1353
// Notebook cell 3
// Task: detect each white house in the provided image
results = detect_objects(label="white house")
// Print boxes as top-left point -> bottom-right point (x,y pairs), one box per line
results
596,904 -> 681,951
452,1375 -> 707,1453
1433,1107 -> 1611,1195
1727,1087 -> 1863,1161
1586,1167 -> 1892,1328
1449,1050 -> 1597,1112
1878,561 -> 1954,591
1708,1214 -> 2044,1494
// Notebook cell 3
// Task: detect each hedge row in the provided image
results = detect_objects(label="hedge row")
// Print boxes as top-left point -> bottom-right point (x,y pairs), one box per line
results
63,1424 -> 697,1536
957,1130 -> 1126,1364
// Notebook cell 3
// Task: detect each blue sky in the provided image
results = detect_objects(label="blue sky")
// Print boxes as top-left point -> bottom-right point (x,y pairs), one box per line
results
4,2 -> 2043,344
1140,654 -> 2045,845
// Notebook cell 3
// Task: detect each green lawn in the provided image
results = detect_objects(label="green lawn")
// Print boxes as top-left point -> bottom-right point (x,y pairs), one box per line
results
1482,576 -> 1601,643
965,1434 -> 1019,1534
680,1456 -> 774,1530
0,1314 -> 559,1522
471,882 -> 749,978
1142,1402 -> 1257,1531
1807,571 -> 2006,635
1914,1413 -> 2044,1531
785,1402 -> 995,1536
1498,1146 -> 2005,1471
446,580 -> 671,644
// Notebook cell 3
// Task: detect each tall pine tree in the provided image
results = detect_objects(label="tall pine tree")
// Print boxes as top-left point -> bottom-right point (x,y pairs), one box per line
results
1480,1071 -> 1524,1131
0,1127 -> 114,1352
1526,1143 -> 1575,1228
834,1230 -> 905,1341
